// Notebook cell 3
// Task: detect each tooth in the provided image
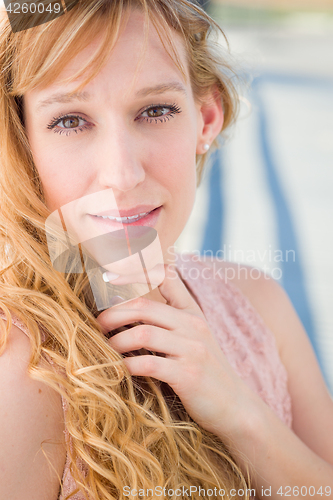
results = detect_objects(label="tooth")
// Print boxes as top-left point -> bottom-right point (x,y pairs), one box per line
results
96,210 -> 151,221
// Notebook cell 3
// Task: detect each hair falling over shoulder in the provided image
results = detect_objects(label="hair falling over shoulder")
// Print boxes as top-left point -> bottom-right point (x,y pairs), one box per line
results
0,1 -> 251,498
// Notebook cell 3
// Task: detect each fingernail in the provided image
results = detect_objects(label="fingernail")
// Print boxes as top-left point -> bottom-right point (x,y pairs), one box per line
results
102,271 -> 120,282
110,295 -> 125,306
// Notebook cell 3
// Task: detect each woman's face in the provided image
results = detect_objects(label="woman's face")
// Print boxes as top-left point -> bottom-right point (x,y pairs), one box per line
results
23,8 -> 223,263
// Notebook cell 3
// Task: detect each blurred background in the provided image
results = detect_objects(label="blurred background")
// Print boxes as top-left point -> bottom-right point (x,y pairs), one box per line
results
175,0 -> 333,394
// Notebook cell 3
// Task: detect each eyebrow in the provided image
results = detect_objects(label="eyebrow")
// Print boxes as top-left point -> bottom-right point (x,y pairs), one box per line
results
36,82 -> 187,113
135,82 -> 187,98
36,91 -> 91,112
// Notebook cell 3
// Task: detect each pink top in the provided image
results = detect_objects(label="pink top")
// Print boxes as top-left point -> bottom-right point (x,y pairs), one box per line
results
0,254 -> 292,499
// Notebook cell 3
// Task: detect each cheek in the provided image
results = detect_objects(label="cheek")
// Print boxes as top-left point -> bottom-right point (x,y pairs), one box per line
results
148,132 -> 197,220
35,153 -> 73,210
30,139 -> 90,211
155,132 -> 197,193
156,145 -> 196,249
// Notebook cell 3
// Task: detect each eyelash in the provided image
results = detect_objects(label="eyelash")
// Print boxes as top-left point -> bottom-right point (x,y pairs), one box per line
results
46,103 -> 182,135
135,103 -> 182,123
47,114 -> 90,135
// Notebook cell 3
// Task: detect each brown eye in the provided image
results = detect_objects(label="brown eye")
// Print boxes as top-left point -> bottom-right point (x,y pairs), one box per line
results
135,104 -> 182,124
147,107 -> 164,118
63,117 -> 80,128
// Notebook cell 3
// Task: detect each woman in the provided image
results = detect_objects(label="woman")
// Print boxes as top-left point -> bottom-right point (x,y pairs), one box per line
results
0,1 -> 332,499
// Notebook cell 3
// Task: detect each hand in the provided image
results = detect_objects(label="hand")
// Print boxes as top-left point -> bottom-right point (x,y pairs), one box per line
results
96,264 -> 259,438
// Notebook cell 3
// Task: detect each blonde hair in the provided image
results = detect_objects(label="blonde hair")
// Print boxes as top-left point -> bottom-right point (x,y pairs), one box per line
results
0,1 -> 251,499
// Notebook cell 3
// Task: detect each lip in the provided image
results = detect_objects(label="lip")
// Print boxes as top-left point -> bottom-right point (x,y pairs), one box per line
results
89,206 -> 162,230
92,204 -> 160,218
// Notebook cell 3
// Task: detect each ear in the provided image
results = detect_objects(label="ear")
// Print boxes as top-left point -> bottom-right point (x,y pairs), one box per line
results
196,85 -> 224,155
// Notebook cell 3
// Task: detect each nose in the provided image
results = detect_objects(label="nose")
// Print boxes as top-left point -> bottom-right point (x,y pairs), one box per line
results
96,128 -> 145,192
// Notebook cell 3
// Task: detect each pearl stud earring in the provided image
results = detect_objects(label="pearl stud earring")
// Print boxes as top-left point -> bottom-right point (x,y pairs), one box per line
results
203,143 -> 210,152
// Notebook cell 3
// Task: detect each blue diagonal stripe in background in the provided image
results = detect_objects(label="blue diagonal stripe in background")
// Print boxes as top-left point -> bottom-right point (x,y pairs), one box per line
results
200,148 -> 224,255
252,75 -> 329,387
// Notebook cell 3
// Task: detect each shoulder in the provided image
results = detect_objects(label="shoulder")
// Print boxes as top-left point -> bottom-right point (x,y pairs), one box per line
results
204,259 -> 333,465
0,319 -> 67,499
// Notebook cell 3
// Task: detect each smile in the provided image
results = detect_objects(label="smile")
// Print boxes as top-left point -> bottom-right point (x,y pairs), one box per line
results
89,206 -> 162,228
95,211 -> 151,223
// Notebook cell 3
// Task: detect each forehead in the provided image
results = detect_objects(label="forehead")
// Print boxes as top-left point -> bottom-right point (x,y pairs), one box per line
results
27,8 -> 190,106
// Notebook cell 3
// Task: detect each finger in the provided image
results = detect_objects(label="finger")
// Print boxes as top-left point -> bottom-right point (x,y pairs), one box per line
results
158,264 -> 205,317
122,354 -> 181,388
109,295 -> 125,306
96,297 -> 183,335
104,263 -> 203,319
103,262 -> 165,286
108,325 -> 181,357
